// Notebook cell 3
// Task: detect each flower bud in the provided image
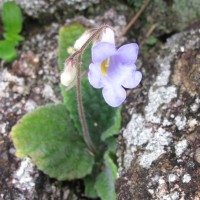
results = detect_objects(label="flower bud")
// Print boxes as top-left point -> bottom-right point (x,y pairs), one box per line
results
92,27 -> 115,46
60,58 -> 76,86
74,31 -> 90,50
101,27 -> 115,44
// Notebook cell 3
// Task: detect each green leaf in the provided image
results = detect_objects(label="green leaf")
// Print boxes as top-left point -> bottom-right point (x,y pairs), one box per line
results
0,40 -> 17,62
4,32 -> 24,45
11,104 -> 94,181
146,36 -> 157,46
95,153 -> 117,200
84,175 -> 98,198
2,2 -> 23,34
61,81 -> 120,145
58,24 -> 86,71
101,108 -> 121,141
104,136 -> 117,154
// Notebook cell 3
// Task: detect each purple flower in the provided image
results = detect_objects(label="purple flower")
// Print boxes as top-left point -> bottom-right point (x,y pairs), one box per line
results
88,28 -> 142,107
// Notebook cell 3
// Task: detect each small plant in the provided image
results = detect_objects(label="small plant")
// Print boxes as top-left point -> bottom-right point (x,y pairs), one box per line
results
11,24 -> 142,199
145,36 -> 158,46
127,0 -> 144,10
0,2 -> 24,62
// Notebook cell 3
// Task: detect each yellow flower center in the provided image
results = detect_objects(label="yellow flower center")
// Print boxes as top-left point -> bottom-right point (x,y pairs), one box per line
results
101,57 -> 110,75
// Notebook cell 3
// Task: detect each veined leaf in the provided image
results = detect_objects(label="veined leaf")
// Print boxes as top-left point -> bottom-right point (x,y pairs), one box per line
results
95,153 -> 117,200
84,175 -> 98,198
11,104 -> 94,181
58,24 -> 86,72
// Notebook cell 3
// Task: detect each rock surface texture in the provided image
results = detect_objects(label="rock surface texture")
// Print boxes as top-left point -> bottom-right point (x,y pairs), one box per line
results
0,0 -> 99,19
116,29 -> 200,200
0,23 -> 64,199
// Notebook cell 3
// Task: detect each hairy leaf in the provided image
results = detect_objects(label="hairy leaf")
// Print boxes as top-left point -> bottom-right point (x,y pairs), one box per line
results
95,153 -> 117,200
84,175 -> 98,198
61,81 -> 120,145
101,108 -> 121,141
11,104 -> 94,181
58,24 -> 85,71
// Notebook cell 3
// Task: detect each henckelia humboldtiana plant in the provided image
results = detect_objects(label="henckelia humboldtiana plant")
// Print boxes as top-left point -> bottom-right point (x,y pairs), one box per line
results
61,25 -> 142,151
11,24 -> 142,200
62,27 -> 142,107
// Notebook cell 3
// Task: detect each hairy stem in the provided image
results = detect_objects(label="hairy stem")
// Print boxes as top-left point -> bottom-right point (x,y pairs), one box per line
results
76,54 -> 95,153
79,25 -> 111,52
71,24 -> 113,60
72,24 -> 113,153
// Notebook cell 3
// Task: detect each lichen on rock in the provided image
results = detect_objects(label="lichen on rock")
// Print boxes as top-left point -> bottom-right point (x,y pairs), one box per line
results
117,28 -> 200,199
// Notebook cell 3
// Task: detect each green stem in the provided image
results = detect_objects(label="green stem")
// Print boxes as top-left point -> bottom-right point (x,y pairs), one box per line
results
76,54 -> 95,153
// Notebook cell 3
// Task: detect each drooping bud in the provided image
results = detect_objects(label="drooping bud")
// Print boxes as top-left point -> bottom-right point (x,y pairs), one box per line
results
92,27 -> 115,46
73,31 -> 90,50
101,27 -> 115,44
60,58 -> 76,86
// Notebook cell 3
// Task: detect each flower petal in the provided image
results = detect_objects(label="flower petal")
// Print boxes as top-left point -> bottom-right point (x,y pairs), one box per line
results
122,70 -> 142,89
92,42 -> 116,63
106,57 -> 137,85
102,85 -> 126,107
101,28 -> 115,44
88,63 -> 104,88
116,43 -> 139,64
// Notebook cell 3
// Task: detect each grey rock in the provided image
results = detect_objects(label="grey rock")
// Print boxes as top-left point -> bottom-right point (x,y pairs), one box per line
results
146,0 -> 200,34
0,0 -> 99,19
117,29 -> 200,199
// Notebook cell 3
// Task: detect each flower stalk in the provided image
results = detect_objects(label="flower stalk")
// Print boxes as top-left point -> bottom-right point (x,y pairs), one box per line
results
76,53 -> 95,153
66,25 -> 112,153
63,24 -> 140,152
